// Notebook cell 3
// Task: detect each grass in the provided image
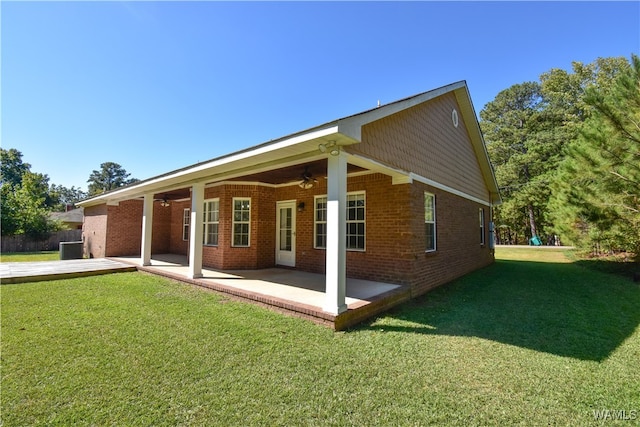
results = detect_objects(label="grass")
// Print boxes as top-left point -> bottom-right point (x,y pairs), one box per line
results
0,251 -> 60,262
2,248 -> 639,425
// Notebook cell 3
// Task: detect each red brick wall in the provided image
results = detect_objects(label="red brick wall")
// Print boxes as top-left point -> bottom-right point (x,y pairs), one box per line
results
273,182 -> 323,273
152,202 -> 171,254
275,173 -> 417,283
169,201 -> 190,256
271,174 -> 493,293
276,174 -> 493,293
104,200 -> 142,256
83,204 -> 107,258
346,175 -> 417,285
84,199 -> 171,257
199,184 -> 277,270
83,175 -> 493,296
408,182 -> 494,296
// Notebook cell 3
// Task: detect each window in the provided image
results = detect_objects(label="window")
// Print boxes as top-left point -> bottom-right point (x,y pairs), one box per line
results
232,198 -> 250,247
346,192 -> 366,250
182,208 -> 190,241
479,208 -> 485,246
314,196 -> 327,249
203,199 -> 219,246
425,192 -> 436,252
314,192 -> 366,251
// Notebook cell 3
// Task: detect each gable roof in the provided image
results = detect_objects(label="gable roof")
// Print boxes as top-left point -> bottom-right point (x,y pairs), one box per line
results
78,81 -> 500,207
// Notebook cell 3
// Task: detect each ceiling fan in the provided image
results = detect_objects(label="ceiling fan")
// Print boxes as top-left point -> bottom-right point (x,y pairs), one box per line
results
298,166 -> 317,189
158,194 -> 171,207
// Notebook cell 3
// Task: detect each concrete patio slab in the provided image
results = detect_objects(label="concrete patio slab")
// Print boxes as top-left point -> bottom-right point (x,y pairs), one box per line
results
112,254 -> 411,330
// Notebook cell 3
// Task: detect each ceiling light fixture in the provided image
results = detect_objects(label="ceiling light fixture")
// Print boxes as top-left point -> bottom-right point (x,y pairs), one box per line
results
160,195 -> 171,207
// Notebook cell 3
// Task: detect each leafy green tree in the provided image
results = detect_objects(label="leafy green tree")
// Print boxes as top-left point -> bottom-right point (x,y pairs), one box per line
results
49,184 -> 88,211
87,162 -> 139,196
1,148 -> 31,187
550,54 -> 639,257
0,148 -> 69,236
1,171 -> 61,237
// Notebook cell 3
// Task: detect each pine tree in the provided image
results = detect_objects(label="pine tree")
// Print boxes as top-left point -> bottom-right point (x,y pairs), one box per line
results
87,162 -> 139,195
551,55 -> 639,257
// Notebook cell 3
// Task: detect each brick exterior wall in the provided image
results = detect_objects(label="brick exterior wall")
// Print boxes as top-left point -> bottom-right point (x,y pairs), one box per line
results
101,200 -> 142,256
408,182 -> 493,296
84,173 -> 493,296
198,184 -> 277,270
83,204 -> 107,258
84,199 -> 172,258
168,200 -> 190,256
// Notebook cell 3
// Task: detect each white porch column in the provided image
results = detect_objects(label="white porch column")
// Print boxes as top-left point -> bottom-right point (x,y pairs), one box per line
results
324,152 -> 348,314
141,193 -> 154,266
188,182 -> 204,279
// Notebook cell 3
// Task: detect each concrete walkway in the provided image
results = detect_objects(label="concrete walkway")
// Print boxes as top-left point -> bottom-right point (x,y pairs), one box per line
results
0,258 -> 137,284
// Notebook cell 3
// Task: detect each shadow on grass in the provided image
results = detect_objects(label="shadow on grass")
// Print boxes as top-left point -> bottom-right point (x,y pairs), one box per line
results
572,257 -> 639,282
360,260 -> 640,361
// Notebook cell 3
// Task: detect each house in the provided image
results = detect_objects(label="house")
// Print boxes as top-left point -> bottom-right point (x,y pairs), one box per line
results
50,206 -> 84,230
78,81 -> 501,329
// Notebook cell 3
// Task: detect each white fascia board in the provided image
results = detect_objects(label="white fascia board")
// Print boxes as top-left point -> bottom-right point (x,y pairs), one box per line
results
410,173 -> 492,206
453,87 -> 501,204
78,126 -> 340,207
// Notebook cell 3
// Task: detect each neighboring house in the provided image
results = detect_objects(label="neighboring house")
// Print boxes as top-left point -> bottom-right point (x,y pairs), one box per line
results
78,81 -> 500,324
50,207 -> 84,230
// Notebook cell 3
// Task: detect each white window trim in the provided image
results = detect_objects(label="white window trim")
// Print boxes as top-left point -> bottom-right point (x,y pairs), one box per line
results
313,195 -> 327,250
425,192 -> 436,252
203,198 -> 220,246
480,208 -> 485,246
182,208 -> 190,241
232,197 -> 251,247
346,191 -> 366,252
314,191 -> 366,252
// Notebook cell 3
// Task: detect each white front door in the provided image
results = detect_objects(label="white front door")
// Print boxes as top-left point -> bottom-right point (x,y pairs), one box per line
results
276,201 -> 296,267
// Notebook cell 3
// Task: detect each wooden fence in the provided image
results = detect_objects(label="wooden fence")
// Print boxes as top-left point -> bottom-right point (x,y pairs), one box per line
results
1,230 -> 83,253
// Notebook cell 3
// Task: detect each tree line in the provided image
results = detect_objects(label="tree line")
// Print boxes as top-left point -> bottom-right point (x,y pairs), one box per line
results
480,54 -> 638,258
0,150 -> 138,237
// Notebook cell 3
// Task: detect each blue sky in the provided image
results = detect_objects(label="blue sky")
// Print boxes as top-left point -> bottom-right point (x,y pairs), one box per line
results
3,1 -> 638,191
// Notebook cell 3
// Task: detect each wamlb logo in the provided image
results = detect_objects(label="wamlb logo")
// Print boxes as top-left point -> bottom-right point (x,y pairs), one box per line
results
592,409 -> 638,421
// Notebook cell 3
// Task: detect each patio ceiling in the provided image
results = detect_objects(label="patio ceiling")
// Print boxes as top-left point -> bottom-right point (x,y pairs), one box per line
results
226,159 -> 367,185
151,160 -> 368,202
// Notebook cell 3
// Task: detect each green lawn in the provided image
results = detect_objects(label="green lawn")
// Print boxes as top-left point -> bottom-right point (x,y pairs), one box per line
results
2,248 -> 639,425
0,251 -> 60,262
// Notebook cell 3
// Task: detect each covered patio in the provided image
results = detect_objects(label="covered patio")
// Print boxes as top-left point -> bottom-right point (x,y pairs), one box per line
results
113,254 -> 411,330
